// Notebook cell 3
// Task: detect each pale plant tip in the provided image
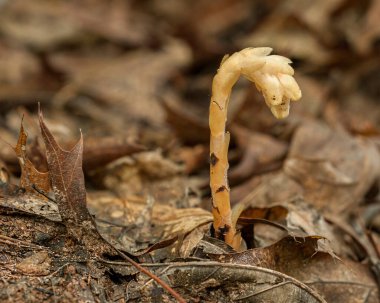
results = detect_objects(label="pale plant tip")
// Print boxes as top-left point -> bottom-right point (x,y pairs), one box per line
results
261,56 -> 294,75
250,47 -> 273,56
257,74 -> 284,106
245,49 -> 301,118
278,74 -> 302,101
270,100 -> 290,119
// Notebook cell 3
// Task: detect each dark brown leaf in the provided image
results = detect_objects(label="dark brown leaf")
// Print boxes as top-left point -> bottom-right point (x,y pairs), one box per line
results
38,109 -> 91,224
110,261 -> 327,303
208,235 -> 324,270
231,194 -> 345,256
285,121 -> 380,214
209,237 -> 378,302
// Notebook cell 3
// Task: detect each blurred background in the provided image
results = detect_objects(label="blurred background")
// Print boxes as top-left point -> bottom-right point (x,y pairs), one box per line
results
0,0 -> 379,206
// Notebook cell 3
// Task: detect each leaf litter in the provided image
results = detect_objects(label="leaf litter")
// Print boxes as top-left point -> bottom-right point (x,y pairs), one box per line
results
1,1 -> 380,302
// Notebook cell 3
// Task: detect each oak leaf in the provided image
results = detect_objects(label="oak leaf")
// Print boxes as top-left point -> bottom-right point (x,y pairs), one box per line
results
38,109 -> 91,224
13,120 -> 50,195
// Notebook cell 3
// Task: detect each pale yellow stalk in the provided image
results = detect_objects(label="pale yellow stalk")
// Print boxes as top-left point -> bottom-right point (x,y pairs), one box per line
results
209,47 -> 301,249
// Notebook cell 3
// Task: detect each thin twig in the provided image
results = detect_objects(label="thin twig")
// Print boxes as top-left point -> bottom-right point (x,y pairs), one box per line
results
98,237 -> 186,303
233,281 -> 290,301
114,249 -> 187,303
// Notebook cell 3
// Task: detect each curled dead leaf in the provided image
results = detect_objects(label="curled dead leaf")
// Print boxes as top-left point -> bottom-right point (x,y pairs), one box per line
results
14,120 -> 50,195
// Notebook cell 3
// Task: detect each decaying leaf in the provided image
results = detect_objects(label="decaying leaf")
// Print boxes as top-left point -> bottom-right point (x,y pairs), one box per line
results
232,193 -> 356,256
0,0 -> 83,50
133,151 -> 184,179
111,262 -> 327,303
285,121 -> 380,214
0,122 -> 57,220
208,235 -> 327,270
240,16 -> 332,66
92,150 -> 200,209
48,39 -> 191,125
290,254 -> 379,303
87,190 -> 212,257
231,120 -> 380,220
38,109 -> 112,256
83,136 -> 146,171
179,226 -> 206,258
15,251 -> 51,276
171,144 -> 208,175
0,43 -> 41,84
1,1 -> 380,301
335,0 -> 380,55
13,120 -> 50,194
0,182 -> 60,222
208,236 -> 378,302
39,110 -> 91,224
278,0 -> 345,44
229,125 -> 288,182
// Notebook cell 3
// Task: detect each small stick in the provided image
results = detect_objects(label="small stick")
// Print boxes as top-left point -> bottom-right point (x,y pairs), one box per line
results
111,249 -> 187,303
209,48 -> 301,249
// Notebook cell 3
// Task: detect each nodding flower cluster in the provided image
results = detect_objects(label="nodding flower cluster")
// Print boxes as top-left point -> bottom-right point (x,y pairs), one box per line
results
209,47 -> 302,250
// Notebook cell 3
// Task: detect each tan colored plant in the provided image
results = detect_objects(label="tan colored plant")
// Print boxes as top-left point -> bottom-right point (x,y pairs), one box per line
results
209,47 -> 301,250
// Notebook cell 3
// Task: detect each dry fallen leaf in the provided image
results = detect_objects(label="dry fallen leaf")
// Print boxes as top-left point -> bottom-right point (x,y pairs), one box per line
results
278,0 -> 345,44
15,251 -> 51,276
229,125 -> 288,182
240,16 -> 332,66
38,109 -> 112,256
0,183 -> 60,222
39,110 -> 90,224
13,121 -> 50,194
234,198 -> 339,252
49,39 -> 191,126
208,235 -> 327,271
0,43 -> 41,84
288,254 -> 379,303
285,121 -> 380,214
208,236 -> 378,302
0,0 -> 83,50
335,0 -> 380,55
111,261 -> 327,303
86,190 -> 212,257
1,1 -> 380,301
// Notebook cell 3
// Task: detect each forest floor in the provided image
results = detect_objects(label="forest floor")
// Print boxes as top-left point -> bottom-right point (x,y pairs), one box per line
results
1,1 -> 380,302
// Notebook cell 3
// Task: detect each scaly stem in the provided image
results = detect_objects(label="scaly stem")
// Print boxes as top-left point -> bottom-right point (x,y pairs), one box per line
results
209,48 -> 301,250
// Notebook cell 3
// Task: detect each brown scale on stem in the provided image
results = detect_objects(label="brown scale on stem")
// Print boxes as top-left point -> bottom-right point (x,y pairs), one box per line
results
209,47 -> 302,250
210,153 -> 219,166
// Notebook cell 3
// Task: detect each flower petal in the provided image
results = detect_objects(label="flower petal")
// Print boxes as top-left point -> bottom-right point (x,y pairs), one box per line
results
250,47 -> 273,56
258,74 -> 284,106
270,98 -> 290,119
261,55 -> 294,75
278,74 -> 302,100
